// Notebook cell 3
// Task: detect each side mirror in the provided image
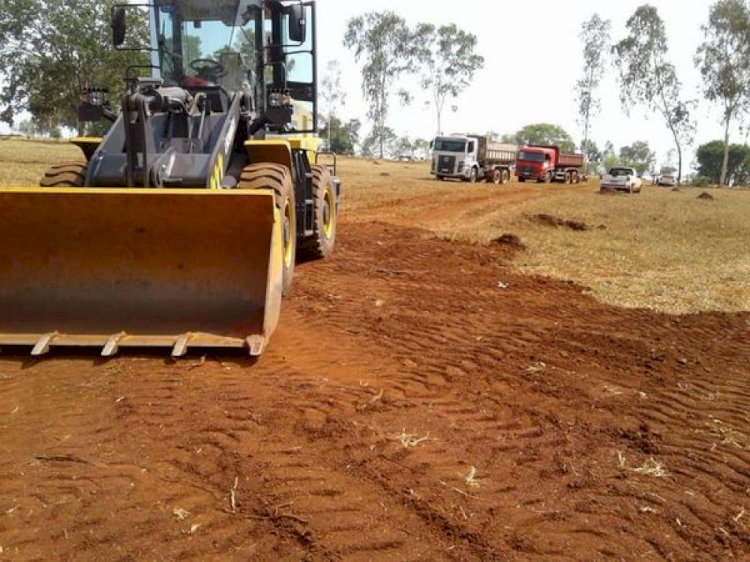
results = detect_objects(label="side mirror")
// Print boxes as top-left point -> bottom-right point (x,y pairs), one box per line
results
112,7 -> 127,47
287,5 -> 306,43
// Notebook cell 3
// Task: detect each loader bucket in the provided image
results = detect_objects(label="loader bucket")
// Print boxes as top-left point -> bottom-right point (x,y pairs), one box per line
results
0,188 -> 283,357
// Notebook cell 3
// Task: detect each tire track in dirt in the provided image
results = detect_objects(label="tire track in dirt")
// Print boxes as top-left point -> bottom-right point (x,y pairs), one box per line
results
289,221 -> 750,560
1,219 -> 748,560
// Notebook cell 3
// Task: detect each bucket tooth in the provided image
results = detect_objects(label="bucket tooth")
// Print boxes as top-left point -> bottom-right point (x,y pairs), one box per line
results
172,334 -> 193,358
102,332 -> 127,357
31,333 -> 57,356
246,335 -> 266,356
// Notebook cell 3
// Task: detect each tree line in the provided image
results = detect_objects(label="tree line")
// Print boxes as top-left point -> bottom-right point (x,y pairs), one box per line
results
576,1 -> 750,186
332,1 -> 750,186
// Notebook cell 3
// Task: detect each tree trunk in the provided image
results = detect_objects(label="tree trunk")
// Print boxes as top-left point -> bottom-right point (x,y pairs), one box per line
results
676,143 -> 683,186
720,115 -> 731,187
327,111 -> 332,149
77,120 -> 85,137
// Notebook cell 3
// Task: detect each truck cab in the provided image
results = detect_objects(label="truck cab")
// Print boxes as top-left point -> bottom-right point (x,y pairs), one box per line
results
430,135 -> 481,181
515,144 -> 584,184
515,146 -> 556,183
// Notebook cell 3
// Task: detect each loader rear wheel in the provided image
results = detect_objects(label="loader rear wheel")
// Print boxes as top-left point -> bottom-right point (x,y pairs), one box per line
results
298,165 -> 337,260
238,163 -> 296,295
40,162 -> 87,187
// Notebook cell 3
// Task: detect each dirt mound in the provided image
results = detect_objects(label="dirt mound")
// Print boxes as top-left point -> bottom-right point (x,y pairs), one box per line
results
671,187 -> 681,192
491,233 -> 526,250
530,213 -> 590,231
697,191 -> 715,200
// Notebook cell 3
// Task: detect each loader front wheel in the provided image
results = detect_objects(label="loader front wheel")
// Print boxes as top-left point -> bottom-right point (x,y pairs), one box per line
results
299,165 -> 337,261
40,162 -> 87,187
238,163 -> 296,294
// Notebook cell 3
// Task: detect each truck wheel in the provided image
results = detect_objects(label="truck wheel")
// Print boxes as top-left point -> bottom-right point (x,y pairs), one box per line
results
40,162 -> 87,187
238,163 -> 296,294
519,177 -> 526,183
469,167 -> 478,183
436,175 -> 445,181
564,172 -> 571,184
502,170 -> 509,184
298,165 -> 337,261
491,169 -> 502,184
571,171 -> 579,184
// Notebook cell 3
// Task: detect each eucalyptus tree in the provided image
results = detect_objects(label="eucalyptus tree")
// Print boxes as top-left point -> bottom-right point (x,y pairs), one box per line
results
575,14 -> 611,152
413,23 -> 484,135
695,0 -> 750,186
343,11 -> 413,158
613,5 -> 694,184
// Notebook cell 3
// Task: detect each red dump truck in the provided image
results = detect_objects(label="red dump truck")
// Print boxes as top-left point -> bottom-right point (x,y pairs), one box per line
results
515,145 -> 585,184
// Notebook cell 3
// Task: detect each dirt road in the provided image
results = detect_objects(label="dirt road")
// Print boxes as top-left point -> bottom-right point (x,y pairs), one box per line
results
1,181 -> 749,561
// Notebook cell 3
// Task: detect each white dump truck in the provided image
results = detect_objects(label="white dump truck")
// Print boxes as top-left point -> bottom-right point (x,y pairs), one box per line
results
431,135 -> 517,184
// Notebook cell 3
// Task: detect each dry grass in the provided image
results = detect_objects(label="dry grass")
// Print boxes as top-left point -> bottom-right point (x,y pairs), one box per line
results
1,141 -> 747,314
339,157 -> 750,314
0,138 -> 81,186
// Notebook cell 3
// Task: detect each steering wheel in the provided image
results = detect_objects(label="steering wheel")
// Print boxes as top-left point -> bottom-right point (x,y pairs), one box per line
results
189,59 -> 225,81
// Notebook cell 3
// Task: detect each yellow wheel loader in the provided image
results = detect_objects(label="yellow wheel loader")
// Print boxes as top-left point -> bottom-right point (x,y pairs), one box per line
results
0,0 -> 340,357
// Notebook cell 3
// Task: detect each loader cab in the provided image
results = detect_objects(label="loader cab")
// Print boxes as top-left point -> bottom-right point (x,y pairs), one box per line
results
150,0 -> 317,133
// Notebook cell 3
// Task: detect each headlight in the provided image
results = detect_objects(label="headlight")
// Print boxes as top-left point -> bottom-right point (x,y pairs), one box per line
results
269,92 -> 292,107
81,86 -> 109,107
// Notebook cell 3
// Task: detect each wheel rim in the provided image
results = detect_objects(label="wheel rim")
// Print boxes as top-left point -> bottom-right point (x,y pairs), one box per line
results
322,188 -> 335,239
283,198 -> 294,268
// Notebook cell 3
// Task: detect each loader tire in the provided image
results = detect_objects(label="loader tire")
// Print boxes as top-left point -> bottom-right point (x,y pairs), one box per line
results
298,165 -> 337,261
238,163 -> 296,295
40,162 -> 87,187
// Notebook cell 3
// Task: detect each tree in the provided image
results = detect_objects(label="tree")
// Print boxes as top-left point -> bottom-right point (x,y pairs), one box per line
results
695,139 -> 750,185
320,60 -> 347,149
580,139 -> 602,174
575,14 -> 611,152
0,0 -> 148,135
695,0 -> 750,187
513,123 -> 576,152
619,141 -> 655,176
613,5 -> 694,184
361,125 -> 397,158
319,116 -> 360,155
413,23 -> 484,135
602,141 -> 620,171
344,12 -> 413,158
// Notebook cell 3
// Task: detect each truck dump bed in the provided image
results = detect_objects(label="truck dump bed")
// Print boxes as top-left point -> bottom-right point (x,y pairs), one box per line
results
558,153 -> 585,168
477,137 -> 517,164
